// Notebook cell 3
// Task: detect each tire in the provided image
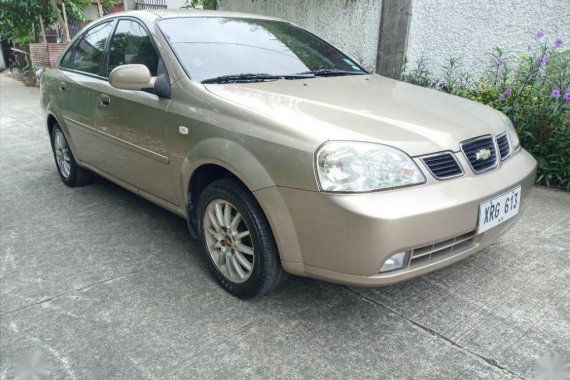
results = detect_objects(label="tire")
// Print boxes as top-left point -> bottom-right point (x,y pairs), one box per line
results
196,178 -> 286,298
50,124 -> 92,187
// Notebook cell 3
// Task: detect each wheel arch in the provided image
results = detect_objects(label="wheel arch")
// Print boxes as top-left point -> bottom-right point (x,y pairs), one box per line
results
45,112 -> 80,159
185,163 -> 243,238
47,113 -> 59,137
182,139 -> 277,239
185,161 -> 277,239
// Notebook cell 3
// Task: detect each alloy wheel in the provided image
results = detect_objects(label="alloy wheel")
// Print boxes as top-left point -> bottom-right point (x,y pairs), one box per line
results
203,199 -> 255,283
53,130 -> 71,179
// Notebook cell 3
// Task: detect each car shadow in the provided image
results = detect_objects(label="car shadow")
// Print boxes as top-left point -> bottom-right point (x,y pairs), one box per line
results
83,173 -> 475,315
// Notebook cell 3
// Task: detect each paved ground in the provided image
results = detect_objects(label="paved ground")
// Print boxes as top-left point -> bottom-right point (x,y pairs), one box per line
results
0,73 -> 569,379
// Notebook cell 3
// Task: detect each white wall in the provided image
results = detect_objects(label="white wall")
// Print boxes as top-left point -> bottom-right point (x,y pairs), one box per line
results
406,0 -> 570,79
218,0 -> 382,72
124,0 -> 136,10
184,0 -> 570,77
167,0 -> 188,9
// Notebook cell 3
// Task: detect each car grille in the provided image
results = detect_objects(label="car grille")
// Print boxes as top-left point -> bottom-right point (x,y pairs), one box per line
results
409,230 -> 477,266
461,135 -> 499,174
496,133 -> 511,161
420,152 -> 464,180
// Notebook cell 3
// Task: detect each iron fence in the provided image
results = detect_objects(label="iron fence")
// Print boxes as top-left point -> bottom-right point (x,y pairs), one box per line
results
135,0 -> 167,10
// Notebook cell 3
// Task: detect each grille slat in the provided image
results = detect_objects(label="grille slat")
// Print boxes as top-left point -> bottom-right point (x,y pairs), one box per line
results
436,169 -> 463,176
409,231 -> 476,264
378,230 -> 477,273
426,155 -> 453,162
496,133 -> 511,161
430,165 -> 457,172
436,165 -> 464,172
427,160 -> 459,167
420,152 -> 463,180
472,156 -> 497,168
461,135 -> 498,174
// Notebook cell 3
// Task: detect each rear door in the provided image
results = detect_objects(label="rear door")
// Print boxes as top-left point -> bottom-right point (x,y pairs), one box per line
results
91,18 -> 176,204
57,20 -> 116,168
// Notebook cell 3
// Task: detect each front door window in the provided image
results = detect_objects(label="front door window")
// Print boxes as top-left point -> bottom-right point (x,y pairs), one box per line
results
106,20 -> 160,77
69,21 -> 114,75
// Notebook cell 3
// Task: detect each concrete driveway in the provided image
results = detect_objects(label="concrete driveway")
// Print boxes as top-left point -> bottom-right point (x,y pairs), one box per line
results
1,73 -> 569,379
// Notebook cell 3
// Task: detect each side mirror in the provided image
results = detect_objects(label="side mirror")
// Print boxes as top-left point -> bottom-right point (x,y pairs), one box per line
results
109,64 -> 155,91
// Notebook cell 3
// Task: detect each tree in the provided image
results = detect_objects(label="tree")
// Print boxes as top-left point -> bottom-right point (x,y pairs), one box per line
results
0,0 -> 118,46
181,0 -> 216,10
0,0 -> 48,46
50,0 -> 72,42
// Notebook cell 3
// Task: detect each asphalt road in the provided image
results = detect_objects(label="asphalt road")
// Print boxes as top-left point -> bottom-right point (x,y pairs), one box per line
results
1,73 -> 569,379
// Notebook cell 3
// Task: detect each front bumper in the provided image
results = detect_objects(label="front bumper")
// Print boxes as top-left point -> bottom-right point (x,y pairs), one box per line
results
254,148 -> 537,286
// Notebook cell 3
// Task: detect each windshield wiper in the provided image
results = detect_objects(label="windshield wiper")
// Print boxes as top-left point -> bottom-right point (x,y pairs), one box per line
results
297,69 -> 367,77
202,73 -> 313,84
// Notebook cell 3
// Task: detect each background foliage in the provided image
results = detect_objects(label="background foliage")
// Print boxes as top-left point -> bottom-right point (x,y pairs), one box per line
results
0,0 -> 118,46
181,0 -> 215,9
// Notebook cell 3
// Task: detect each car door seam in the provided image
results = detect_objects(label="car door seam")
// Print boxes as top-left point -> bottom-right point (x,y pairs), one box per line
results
63,116 -> 169,163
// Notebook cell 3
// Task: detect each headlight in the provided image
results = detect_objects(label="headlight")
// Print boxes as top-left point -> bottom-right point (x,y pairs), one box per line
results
316,141 -> 426,192
497,111 -> 520,150
505,120 -> 520,150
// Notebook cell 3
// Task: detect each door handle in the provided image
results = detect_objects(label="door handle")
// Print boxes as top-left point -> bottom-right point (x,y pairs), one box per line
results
98,94 -> 111,107
59,82 -> 66,92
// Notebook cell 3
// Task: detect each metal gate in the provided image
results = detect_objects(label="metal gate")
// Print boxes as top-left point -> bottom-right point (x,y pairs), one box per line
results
135,0 -> 167,10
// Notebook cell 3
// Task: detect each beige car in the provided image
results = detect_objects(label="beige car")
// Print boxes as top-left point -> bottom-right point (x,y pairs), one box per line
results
41,10 -> 537,298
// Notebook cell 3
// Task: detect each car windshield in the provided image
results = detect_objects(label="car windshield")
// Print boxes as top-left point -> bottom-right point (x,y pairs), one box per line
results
158,17 -> 367,82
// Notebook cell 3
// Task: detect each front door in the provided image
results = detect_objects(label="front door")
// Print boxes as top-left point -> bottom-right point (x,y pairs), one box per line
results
92,19 -> 176,204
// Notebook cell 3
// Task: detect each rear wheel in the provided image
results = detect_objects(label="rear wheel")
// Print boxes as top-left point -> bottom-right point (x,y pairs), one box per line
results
50,124 -> 92,187
197,178 -> 285,298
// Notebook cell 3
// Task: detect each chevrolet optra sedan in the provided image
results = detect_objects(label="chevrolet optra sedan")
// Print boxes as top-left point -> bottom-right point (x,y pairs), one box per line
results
41,10 -> 537,298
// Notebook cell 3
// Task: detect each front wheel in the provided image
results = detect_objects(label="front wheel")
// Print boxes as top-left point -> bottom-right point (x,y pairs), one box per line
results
197,178 -> 285,298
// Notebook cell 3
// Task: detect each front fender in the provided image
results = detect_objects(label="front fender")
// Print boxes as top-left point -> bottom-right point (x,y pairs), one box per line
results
181,137 -> 276,204
180,138 -> 305,263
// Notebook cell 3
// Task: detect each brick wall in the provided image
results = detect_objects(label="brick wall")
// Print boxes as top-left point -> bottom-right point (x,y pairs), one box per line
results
47,43 -> 68,67
29,43 -> 68,69
29,43 -> 49,69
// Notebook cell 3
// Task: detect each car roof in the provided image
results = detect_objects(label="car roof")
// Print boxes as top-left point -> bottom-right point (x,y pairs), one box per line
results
110,9 -> 284,22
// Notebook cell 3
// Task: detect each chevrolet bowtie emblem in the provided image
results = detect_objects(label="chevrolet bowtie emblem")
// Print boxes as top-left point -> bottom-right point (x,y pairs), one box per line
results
475,148 -> 491,161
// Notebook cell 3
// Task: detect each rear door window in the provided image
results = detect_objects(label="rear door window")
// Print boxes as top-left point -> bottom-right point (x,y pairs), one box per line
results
59,39 -> 80,68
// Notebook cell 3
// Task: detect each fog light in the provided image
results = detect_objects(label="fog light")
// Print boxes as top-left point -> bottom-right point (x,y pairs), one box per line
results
379,251 -> 410,273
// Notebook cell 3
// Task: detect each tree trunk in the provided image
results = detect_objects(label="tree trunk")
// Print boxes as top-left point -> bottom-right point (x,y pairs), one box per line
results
61,1 -> 71,41
39,15 -> 48,44
96,0 -> 104,17
50,0 -> 70,42
31,21 -> 36,43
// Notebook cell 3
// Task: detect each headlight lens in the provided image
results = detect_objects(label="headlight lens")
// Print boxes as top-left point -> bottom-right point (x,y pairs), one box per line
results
506,121 -> 520,150
497,111 -> 520,150
316,141 -> 426,192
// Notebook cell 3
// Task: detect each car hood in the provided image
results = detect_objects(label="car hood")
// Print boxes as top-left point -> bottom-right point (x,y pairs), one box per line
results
204,74 -> 507,156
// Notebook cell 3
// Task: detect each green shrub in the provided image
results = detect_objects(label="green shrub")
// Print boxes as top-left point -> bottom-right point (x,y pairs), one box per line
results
398,34 -> 570,191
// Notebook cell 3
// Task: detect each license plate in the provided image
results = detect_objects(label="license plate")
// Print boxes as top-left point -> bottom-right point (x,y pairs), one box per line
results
477,186 -> 521,234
